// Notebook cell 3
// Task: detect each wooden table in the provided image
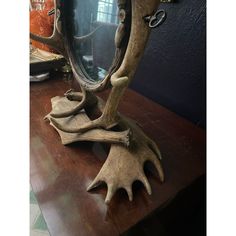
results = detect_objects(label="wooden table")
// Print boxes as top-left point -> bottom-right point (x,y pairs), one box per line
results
30,74 -> 206,236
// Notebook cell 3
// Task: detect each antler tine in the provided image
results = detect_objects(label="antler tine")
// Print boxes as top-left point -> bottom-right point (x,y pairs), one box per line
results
148,139 -> 162,160
149,158 -> 164,182
139,174 -> 152,195
87,176 -> 103,192
124,186 -> 133,201
50,98 -> 86,118
105,184 -> 116,204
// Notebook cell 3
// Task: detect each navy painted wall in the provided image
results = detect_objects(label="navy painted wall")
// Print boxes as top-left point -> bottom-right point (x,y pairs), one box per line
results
130,0 -> 206,128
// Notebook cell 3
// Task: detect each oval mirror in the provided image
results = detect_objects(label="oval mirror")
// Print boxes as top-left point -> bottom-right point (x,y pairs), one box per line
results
62,0 -> 131,91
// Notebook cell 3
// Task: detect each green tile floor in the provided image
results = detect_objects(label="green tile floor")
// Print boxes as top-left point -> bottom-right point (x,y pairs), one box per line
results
30,188 -> 50,236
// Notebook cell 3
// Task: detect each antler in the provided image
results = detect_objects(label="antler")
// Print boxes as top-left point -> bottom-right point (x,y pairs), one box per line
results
87,114 -> 164,204
45,96 -> 131,146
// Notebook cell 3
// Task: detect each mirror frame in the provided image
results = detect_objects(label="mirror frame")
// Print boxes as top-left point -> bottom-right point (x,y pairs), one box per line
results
60,0 -> 132,92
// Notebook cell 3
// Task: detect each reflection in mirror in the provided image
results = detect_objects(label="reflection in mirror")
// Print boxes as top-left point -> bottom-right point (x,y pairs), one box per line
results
97,0 -> 119,24
65,0 -> 119,83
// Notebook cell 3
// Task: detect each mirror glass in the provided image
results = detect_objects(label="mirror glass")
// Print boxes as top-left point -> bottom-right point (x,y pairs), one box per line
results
65,0 -> 119,83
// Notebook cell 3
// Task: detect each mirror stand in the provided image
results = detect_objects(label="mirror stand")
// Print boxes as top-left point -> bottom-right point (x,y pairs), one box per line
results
31,0 -> 165,204
45,83 -> 164,204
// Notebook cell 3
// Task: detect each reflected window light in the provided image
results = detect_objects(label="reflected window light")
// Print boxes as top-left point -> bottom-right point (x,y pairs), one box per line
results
96,0 -> 118,24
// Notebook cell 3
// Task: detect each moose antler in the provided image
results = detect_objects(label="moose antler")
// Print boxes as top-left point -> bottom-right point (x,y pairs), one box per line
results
87,115 -> 164,204
45,96 -> 131,146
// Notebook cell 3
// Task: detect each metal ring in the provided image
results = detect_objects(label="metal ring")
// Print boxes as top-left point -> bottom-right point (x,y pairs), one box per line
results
148,9 -> 166,28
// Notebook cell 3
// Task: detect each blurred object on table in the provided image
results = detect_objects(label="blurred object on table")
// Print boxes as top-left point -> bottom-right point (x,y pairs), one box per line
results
30,45 -> 66,76
30,72 -> 50,82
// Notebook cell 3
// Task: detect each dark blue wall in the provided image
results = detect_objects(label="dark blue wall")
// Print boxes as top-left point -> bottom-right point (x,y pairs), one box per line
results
130,0 -> 206,128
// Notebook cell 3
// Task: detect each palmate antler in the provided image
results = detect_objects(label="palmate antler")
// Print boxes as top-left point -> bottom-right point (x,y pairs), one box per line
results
87,115 -> 164,204
45,96 -> 131,146
87,97 -> 164,203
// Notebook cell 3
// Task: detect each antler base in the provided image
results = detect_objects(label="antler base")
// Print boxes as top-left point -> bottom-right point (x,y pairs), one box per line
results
45,94 -> 164,204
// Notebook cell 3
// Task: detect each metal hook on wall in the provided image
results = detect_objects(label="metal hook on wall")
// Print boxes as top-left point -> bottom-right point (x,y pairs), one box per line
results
144,9 -> 167,29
